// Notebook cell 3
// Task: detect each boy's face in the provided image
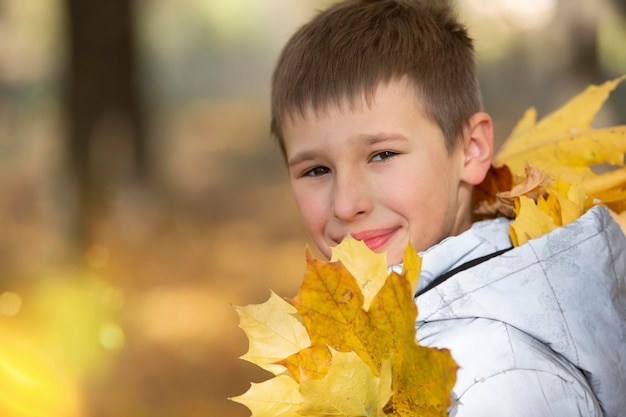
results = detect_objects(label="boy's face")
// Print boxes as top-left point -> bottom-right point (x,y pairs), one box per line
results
283,79 -> 489,266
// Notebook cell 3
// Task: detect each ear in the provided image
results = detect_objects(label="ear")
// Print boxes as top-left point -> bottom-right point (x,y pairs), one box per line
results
460,112 -> 494,185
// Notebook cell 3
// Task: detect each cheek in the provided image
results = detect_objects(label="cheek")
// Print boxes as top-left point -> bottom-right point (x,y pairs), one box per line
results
391,174 -> 454,245
292,187 -> 326,234
386,173 -> 433,212
295,197 -> 333,259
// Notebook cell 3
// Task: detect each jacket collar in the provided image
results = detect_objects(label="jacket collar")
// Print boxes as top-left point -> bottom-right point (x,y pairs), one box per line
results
391,217 -> 512,293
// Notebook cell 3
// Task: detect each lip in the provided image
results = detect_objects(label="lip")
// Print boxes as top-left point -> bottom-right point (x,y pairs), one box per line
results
345,227 -> 400,252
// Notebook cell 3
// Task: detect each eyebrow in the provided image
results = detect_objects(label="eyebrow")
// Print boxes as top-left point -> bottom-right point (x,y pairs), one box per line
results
287,132 -> 408,167
357,132 -> 409,146
287,151 -> 319,167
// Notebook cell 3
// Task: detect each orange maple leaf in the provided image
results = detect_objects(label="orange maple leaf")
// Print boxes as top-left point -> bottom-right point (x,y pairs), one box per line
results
283,245 -> 457,416
472,164 -> 514,220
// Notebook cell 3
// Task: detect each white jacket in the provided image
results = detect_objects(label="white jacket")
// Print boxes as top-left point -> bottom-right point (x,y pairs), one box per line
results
413,205 -> 626,417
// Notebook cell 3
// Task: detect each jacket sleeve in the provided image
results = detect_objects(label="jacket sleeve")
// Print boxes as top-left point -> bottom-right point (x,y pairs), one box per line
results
418,318 -> 603,417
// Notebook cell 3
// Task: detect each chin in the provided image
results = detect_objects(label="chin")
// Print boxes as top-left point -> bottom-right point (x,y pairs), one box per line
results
384,251 -> 404,267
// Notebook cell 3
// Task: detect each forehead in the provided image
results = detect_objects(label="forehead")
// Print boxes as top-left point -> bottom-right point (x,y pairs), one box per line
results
282,79 -> 441,160
283,78 -> 424,131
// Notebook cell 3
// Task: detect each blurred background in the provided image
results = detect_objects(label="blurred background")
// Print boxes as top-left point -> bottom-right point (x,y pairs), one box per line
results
0,0 -> 624,416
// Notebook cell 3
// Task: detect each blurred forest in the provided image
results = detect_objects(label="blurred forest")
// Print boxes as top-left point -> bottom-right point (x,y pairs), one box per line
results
0,0 -> 624,416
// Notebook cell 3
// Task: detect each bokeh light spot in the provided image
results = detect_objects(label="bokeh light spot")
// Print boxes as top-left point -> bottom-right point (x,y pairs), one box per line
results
99,323 -> 125,351
0,292 -> 23,316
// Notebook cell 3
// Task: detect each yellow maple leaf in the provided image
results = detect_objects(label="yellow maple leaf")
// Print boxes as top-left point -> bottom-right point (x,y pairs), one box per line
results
230,374 -> 302,417
298,349 -> 392,417
496,75 -> 626,164
476,75 -> 626,244
330,237 -> 388,311
497,76 -> 626,202
552,180 -> 584,224
234,290 -> 311,375
509,195 -> 555,246
330,238 -> 422,311
401,241 -> 422,296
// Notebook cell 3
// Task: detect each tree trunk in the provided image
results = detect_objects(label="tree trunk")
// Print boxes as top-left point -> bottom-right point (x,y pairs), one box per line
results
65,0 -> 147,249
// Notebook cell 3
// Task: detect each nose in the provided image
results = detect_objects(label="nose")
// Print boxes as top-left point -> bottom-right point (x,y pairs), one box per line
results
331,169 -> 372,221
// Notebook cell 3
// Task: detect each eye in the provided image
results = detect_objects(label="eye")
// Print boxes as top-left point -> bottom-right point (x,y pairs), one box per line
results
370,151 -> 397,162
303,166 -> 331,177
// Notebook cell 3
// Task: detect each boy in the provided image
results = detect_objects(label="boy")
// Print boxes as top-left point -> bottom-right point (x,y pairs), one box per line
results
270,1 -> 626,416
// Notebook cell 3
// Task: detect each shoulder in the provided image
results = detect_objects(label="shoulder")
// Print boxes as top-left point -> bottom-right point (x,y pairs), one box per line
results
419,318 -> 603,417
416,205 -> 626,417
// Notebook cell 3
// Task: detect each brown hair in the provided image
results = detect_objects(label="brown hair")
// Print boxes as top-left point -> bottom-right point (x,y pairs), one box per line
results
271,0 -> 482,157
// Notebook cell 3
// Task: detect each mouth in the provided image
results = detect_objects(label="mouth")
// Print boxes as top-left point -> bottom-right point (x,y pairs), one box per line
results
345,228 -> 399,252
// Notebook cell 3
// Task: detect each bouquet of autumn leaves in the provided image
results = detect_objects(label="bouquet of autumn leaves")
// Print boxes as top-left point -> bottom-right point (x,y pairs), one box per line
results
231,76 -> 626,417
474,75 -> 626,242
232,239 -> 455,417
